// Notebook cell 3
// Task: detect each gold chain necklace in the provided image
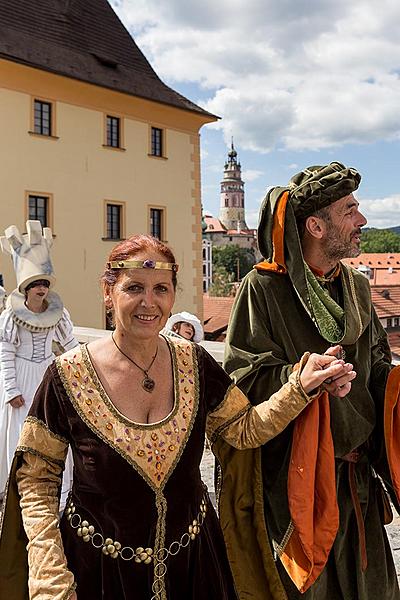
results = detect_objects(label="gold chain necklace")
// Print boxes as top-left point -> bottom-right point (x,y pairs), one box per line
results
111,333 -> 158,393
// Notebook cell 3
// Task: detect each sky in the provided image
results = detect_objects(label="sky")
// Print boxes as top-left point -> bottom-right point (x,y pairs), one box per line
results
111,0 -> 400,229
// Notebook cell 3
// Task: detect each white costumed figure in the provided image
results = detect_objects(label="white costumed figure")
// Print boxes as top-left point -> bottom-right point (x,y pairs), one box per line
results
0,220 -> 78,506
163,311 -> 204,342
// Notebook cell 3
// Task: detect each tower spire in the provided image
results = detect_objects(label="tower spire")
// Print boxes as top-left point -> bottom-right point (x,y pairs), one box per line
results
219,143 -> 247,230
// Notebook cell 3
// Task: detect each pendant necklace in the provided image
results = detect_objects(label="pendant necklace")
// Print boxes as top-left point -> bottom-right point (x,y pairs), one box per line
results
111,333 -> 158,393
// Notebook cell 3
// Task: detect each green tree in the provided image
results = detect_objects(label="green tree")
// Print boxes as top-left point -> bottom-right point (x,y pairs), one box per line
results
208,265 -> 234,297
360,229 -> 400,253
212,244 -> 255,280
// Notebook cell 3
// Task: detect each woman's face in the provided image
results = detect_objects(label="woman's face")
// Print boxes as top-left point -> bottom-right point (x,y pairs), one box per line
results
106,252 -> 176,341
26,282 -> 49,304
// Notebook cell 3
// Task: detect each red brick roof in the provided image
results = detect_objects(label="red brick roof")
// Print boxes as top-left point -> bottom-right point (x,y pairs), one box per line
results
387,332 -> 400,359
371,286 -> 400,319
203,295 -> 235,335
225,229 -> 257,236
204,216 -> 226,233
0,0 -> 215,118
343,254 -> 400,285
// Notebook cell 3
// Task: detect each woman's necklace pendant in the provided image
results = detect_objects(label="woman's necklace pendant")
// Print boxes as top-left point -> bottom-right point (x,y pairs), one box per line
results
142,375 -> 155,393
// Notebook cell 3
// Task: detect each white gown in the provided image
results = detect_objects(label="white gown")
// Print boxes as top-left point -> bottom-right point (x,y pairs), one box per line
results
0,307 -> 78,506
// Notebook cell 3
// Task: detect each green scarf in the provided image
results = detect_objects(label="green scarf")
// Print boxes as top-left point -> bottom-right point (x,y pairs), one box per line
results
304,263 -> 345,343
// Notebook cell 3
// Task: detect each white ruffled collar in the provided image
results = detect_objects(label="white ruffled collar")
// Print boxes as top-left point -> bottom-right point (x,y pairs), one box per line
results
8,289 -> 64,332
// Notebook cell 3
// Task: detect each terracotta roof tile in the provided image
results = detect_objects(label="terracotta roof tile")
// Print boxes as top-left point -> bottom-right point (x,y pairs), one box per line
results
387,332 -> 400,359
0,0 -> 216,118
371,286 -> 400,319
203,295 -> 235,334
204,216 -> 226,233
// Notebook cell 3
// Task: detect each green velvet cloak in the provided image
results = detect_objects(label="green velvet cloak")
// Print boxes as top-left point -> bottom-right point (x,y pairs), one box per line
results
221,264 -> 400,600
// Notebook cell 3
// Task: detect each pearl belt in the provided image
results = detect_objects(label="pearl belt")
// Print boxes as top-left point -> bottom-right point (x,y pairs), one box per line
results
65,493 -> 208,565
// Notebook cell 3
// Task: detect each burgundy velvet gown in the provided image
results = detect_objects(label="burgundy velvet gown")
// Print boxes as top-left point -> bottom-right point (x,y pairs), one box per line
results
1,338 -> 238,600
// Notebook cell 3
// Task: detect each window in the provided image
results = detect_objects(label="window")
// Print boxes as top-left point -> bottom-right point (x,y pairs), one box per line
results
28,195 -> 48,227
387,318 -> 393,328
106,116 -> 120,148
150,208 -> 163,239
106,203 -> 122,239
34,100 -> 52,136
151,127 -> 163,157
395,318 -> 399,327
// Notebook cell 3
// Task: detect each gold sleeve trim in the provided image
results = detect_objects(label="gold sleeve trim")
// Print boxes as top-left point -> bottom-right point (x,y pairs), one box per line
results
16,416 -> 69,465
206,384 -> 250,443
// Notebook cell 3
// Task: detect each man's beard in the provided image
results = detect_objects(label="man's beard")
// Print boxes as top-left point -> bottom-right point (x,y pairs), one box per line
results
324,227 -> 362,262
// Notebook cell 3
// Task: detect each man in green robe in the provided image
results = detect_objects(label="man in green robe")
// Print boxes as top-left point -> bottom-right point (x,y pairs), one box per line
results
220,162 -> 400,599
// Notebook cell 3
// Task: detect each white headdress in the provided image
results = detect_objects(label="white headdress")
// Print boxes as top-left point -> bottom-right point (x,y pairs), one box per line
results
0,220 -> 63,331
0,220 -> 55,292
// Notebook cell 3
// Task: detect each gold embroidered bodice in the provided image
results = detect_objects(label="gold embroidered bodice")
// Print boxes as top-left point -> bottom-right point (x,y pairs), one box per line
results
56,338 -> 199,492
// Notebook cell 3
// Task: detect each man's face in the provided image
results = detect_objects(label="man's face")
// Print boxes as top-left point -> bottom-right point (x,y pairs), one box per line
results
320,194 -> 367,261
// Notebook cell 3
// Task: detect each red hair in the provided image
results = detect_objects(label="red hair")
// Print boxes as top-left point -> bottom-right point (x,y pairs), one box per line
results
101,235 -> 178,290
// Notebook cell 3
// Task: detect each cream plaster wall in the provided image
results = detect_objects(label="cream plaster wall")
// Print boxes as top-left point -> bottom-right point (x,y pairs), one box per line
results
0,60 -> 214,327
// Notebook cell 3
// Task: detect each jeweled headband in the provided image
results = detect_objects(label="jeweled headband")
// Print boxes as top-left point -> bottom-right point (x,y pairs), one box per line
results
107,259 -> 179,272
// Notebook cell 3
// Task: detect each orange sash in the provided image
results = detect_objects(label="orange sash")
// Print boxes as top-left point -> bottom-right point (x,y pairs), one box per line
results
280,391 -> 339,593
255,191 -> 288,274
384,366 -> 400,502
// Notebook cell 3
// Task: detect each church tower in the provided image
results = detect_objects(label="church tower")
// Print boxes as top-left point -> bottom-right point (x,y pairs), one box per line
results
219,140 -> 247,230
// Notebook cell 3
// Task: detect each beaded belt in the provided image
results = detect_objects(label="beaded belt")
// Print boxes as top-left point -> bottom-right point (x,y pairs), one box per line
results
65,493 -> 208,565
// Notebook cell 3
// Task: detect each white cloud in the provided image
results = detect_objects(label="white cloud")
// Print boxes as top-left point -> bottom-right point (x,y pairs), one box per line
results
111,0 -> 400,152
360,195 -> 400,229
242,169 -> 264,182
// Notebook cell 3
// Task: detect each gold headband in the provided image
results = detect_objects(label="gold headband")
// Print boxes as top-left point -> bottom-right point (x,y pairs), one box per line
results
107,260 -> 179,272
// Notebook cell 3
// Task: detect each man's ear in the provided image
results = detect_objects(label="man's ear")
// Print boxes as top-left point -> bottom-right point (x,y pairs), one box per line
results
304,215 -> 326,240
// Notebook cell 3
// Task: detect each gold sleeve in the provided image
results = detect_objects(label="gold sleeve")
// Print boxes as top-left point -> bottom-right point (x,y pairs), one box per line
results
207,355 -> 316,449
16,418 -> 76,600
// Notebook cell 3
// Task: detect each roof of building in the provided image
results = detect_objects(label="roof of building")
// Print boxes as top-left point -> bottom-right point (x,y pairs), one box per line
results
204,215 -> 226,233
0,0 -> 215,118
344,253 -> 400,268
225,229 -> 257,236
370,286 -> 400,319
387,332 -> 400,359
343,254 -> 400,285
203,295 -> 235,335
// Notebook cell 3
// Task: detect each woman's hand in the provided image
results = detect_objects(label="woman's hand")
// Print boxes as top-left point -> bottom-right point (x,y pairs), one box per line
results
70,593 -> 77,600
300,346 -> 356,398
9,394 -> 25,408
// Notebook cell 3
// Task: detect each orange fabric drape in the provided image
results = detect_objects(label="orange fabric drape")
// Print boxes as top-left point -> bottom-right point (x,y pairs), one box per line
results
255,191 -> 289,274
280,391 -> 339,593
384,366 -> 400,502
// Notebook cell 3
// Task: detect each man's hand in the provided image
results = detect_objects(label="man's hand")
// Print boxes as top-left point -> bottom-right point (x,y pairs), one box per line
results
9,395 -> 25,408
322,344 -> 356,397
300,347 -> 356,397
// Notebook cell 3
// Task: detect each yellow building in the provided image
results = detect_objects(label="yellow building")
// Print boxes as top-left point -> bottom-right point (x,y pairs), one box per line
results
0,0 -> 216,327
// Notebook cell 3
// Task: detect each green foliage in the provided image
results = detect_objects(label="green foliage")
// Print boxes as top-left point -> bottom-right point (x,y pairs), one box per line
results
212,244 -> 255,280
360,229 -> 400,253
208,265 -> 235,297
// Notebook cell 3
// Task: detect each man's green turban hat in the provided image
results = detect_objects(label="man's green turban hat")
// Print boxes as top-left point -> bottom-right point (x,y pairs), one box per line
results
288,161 -> 361,218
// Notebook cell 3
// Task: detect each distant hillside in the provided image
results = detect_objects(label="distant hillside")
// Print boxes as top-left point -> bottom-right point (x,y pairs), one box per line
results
364,226 -> 400,235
